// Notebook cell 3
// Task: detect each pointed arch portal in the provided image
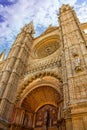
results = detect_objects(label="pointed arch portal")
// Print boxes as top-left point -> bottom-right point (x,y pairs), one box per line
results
11,76 -> 66,130
20,85 -> 65,130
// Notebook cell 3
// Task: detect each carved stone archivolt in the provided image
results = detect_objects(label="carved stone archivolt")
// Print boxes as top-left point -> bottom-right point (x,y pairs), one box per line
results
16,72 -> 63,103
21,86 -> 61,112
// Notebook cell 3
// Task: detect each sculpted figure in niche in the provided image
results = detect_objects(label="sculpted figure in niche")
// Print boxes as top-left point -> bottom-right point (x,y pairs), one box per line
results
74,57 -> 83,72
71,46 -> 78,57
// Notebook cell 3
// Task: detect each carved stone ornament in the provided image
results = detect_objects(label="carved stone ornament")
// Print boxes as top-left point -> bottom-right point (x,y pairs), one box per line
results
22,21 -> 35,36
71,46 -> 78,57
74,57 -> 83,72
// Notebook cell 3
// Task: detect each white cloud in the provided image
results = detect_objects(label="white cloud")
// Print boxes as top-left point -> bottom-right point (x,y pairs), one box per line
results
74,2 -> 87,23
0,0 -> 87,55
0,0 -> 60,52
61,0 -> 77,5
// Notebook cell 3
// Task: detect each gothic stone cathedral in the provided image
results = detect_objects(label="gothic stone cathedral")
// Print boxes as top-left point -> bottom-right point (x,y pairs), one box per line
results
0,4 -> 87,130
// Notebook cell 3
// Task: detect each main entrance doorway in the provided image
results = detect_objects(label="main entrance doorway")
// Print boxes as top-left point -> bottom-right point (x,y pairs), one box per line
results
11,76 -> 66,130
35,105 -> 57,129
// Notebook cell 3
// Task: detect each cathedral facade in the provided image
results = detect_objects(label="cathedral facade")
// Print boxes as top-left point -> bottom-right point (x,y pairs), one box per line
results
0,4 -> 87,130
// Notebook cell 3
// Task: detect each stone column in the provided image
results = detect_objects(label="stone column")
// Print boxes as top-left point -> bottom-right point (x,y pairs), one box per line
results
64,108 -> 73,130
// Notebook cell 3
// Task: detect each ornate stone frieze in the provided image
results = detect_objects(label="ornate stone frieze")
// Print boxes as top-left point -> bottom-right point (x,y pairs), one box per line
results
26,57 -> 61,75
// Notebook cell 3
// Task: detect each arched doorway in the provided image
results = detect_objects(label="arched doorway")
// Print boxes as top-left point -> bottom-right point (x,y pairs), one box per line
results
21,85 -> 65,130
10,76 -> 66,130
21,86 -> 60,112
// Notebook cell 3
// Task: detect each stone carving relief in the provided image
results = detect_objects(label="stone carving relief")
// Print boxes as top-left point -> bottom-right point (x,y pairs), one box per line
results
71,46 -> 78,57
73,57 -> 83,72
27,58 -> 61,74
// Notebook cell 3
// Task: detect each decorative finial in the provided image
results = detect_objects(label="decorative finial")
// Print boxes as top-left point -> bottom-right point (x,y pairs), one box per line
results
22,21 -> 35,36
0,49 -> 6,61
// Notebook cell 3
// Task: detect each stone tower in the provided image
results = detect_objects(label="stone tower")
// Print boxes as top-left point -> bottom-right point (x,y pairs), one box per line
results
0,22 -> 34,130
59,4 -> 87,130
0,4 -> 87,130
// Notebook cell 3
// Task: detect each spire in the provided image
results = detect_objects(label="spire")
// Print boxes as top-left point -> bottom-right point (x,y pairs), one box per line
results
22,21 -> 35,37
0,49 -> 6,62
59,4 -> 73,14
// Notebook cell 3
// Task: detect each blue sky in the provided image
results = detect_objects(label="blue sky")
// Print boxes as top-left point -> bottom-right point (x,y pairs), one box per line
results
0,0 -> 87,56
